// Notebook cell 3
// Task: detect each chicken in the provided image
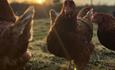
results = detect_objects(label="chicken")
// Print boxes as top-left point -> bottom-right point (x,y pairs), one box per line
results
92,13 -> 115,51
47,0 -> 94,69
0,0 -> 35,70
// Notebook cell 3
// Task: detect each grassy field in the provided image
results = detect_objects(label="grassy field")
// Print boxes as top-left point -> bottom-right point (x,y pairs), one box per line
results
25,19 -> 115,70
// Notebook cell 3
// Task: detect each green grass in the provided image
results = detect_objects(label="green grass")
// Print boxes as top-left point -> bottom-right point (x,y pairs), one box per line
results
26,19 -> 68,70
25,19 -> 115,70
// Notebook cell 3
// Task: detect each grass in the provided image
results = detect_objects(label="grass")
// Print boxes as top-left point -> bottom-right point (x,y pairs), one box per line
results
25,19 -> 115,70
26,19 -> 68,70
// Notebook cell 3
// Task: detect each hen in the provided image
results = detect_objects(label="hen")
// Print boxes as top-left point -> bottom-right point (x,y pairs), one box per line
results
47,0 -> 94,70
92,13 -> 115,51
0,0 -> 34,70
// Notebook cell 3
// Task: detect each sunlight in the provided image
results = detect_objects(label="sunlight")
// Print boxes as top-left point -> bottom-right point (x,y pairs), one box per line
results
35,0 -> 46,4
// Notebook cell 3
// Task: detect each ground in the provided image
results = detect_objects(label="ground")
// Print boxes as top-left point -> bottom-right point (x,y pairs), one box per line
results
25,19 -> 115,70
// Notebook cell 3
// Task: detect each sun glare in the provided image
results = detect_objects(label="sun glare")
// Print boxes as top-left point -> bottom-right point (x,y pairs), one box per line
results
36,0 -> 46,4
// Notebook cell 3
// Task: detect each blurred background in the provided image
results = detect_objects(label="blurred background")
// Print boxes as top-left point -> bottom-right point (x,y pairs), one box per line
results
8,0 -> 115,19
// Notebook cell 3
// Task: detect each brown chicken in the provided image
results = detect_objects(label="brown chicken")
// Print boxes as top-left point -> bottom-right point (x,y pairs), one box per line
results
47,0 -> 94,70
0,0 -> 34,70
92,13 -> 115,51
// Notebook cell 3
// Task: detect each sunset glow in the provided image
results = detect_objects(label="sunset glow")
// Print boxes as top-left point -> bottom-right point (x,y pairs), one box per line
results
35,0 -> 46,4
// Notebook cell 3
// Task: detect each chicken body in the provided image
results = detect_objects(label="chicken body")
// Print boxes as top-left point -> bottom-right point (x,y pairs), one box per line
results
93,13 -> 115,51
47,0 -> 94,70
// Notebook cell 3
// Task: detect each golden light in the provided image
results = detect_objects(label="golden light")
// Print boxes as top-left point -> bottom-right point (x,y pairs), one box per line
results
35,0 -> 46,4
